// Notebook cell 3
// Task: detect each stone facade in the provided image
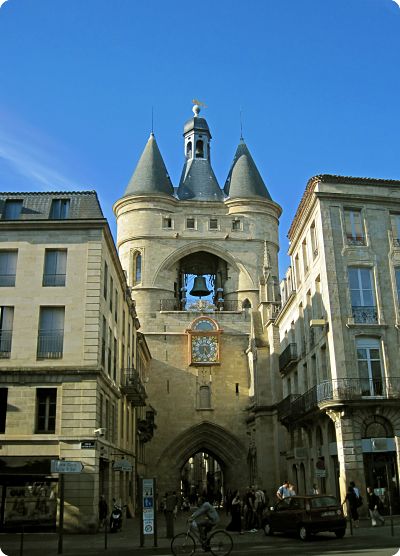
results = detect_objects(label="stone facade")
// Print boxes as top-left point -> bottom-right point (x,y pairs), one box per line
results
0,192 -> 151,531
274,175 -> 400,512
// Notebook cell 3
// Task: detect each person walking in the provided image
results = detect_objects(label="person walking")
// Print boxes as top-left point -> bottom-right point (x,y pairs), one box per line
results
343,485 -> 359,527
98,494 -> 108,531
366,486 -> 385,527
226,490 -> 243,533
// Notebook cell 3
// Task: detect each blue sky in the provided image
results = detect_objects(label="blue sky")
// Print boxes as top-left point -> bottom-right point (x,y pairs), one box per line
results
0,0 -> 399,275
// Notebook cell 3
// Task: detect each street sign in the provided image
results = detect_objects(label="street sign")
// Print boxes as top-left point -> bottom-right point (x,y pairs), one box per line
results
112,459 -> 133,471
51,460 -> 84,473
81,441 -> 95,449
142,478 -> 155,535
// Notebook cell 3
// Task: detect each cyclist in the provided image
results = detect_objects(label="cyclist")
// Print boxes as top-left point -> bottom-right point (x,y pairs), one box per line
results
189,496 -> 220,546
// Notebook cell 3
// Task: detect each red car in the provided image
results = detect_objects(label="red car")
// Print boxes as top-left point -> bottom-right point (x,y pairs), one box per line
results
262,495 -> 347,541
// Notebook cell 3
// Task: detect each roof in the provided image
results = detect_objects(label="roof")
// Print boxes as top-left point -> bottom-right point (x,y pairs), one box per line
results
177,158 -> 224,201
123,133 -> 174,198
288,173 -> 400,240
183,117 -> 211,136
224,140 -> 272,200
0,191 -> 104,220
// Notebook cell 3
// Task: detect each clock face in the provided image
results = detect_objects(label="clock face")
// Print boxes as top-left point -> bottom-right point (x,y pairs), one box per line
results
191,335 -> 218,363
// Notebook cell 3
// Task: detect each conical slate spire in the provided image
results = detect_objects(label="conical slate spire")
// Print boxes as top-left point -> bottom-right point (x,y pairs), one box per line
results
177,159 -> 224,201
124,134 -> 174,197
224,140 -> 272,200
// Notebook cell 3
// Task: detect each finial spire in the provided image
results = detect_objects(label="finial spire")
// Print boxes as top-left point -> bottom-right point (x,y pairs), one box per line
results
192,99 -> 207,118
151,106 -> 154,135
240,108 -> 244,141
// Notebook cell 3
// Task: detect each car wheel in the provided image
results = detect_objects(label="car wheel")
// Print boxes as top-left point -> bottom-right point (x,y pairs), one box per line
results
263,522 -> 274,536
299,526 -> 309,541
335,529 -> 346,539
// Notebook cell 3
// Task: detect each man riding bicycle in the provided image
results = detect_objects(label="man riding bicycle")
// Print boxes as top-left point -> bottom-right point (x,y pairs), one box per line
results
189,497 -> 220,546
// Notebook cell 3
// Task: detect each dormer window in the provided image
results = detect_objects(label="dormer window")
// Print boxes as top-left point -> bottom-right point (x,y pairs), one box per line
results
50,199 -> 70,219
3,200 -> 23,220
195,140 -> 204,158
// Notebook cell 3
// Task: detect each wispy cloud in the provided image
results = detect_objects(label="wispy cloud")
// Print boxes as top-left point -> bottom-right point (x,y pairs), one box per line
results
0,113 -> 83,191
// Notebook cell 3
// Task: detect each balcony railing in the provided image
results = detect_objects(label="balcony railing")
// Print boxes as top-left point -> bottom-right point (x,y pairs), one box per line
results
43,273 -> 66,287
160,299 -> 241,312
120,368 -> 147,406
37,331 -> 64,359
346,235 -> 366,246
0,330 -> 12,358
352,306 -> 378,324
277,377 -> 400,423
279,343 -> 298,373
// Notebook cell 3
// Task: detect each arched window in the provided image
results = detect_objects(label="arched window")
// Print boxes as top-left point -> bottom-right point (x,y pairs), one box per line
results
195,139 -> 204,158
132,251 -> 142,286
363,416 -> 393,438
186,141 -> 192,158
242,299 -> 251,309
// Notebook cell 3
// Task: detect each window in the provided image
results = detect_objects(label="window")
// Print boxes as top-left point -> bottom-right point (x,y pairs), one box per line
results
104,262 -> 108,299
232,218 -> 241,231
302,240 -> 309,273
310,222 -> 318,258
209,218 -> 218,230
37,307 -> 65,359
113,337 -> 117,381
390,213 -> 400,247
36,388 -> 57,433
195,139 -> 204,158
162,217 -> 172,229
101,316 -> 106,367
114,290 -> 118,322
294,255 -> 301,286
186,218 -> 195,229
199,385 -> 211,408
3,200 -> 22,220
0,389 -> 8,432
396,269 -> 400,302
356,338 -> 383,396
43,249 -> 67,286
108,327 -> 112,374
348,268 -> 377,323
344,209 -> 365,245
186,141 -> 192,158
0,307 -> 14,359
50,199 -> 70,219
99,393 -> 104,428
133,252 -> 142,285
0,251 -> 17,286
109,277 -> 113,312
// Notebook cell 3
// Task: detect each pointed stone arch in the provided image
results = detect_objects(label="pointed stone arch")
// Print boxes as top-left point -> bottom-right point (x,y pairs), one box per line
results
154,422 -> 248,493
151,241 -> 254,288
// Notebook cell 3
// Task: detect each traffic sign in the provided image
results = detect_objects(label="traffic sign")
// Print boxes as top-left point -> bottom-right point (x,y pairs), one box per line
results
51,460 -> 84,473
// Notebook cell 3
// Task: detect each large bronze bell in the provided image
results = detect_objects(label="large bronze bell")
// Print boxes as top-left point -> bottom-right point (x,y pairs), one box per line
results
189,275 -> 211,297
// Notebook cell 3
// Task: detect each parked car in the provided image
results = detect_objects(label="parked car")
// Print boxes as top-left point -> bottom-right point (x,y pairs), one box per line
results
262,495 -> 346,540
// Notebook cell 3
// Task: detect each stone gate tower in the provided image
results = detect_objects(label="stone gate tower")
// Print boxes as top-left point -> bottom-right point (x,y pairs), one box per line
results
114,105 -> 282,496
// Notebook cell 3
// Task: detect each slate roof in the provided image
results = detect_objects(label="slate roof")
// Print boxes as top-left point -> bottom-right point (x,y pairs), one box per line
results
124,134 -> 174,197
177,159 -> 224,201
0,191 -> 104,220
224,140 -> 271,200
183,117 -> 211,136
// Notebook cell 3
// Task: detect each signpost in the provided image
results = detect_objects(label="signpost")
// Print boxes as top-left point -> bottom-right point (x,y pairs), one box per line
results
51,460 -> 84,554
139,478 -> 157,547
112,459 -> 133,472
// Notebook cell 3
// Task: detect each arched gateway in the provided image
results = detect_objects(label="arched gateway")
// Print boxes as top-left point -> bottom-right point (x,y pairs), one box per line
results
114,105 -> 282,499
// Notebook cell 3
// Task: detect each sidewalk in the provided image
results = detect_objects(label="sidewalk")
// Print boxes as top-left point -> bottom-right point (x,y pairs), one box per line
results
0,511 -> 399,556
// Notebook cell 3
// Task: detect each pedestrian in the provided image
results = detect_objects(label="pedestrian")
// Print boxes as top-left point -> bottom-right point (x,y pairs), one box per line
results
343,485 -> 359,527
226,490 -> 243,533
288,483 -> 296,497
98,494 -> 108,530
243,486 -> 257,532
254,486 -> 266,529
311,483 -> 319,495
276,480 -> 290,500
366,486 -> 385,527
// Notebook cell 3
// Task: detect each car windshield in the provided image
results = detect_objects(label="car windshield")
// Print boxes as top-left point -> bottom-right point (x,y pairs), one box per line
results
310,496 -> 338,508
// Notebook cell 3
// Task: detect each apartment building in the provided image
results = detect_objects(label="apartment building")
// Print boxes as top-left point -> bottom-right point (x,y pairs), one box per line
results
0,192 -> 152,532
274,175 -> 400,511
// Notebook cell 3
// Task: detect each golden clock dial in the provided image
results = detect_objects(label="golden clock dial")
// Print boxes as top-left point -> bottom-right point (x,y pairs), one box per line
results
191,335 -> 218,363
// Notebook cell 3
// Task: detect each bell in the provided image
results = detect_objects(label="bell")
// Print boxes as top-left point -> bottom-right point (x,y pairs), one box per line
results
189,275 -> 211,298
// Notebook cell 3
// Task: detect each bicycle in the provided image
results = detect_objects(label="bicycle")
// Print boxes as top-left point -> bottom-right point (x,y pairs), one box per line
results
171,519 -> 233,555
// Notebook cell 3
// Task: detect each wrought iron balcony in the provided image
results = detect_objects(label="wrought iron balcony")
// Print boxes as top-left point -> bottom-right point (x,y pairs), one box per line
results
0,274 -> 16,287
43,273 -> 66,287
120,368 -> 147,406
279,343 -> 299,373
346,235 -> 366,246
37,331 -> 64,359
0,330 -> 12,358
160,299 -> 241,312
277,377 -> 400,424
352,306 -> 378,324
